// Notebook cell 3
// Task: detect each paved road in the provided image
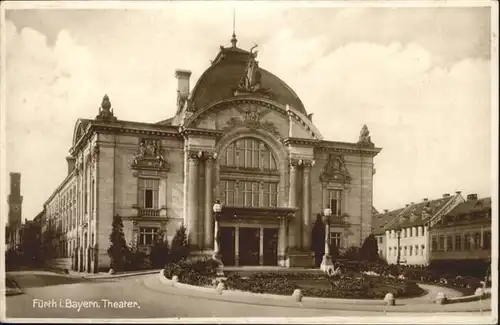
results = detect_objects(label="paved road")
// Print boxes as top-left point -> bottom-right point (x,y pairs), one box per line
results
4,272 -> 493,320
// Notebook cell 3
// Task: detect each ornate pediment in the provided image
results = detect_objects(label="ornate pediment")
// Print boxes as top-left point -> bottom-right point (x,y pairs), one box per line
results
234,45 -> 272,97
320,154 -> 351,184
131,139 -> 170,171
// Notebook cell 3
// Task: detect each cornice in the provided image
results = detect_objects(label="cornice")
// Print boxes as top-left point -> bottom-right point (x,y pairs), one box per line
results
180,127 -> 224,138
284,137 -> 320,147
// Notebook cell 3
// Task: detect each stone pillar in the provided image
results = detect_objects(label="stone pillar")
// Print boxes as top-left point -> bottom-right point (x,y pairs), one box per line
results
159,178 -> 167,217
187,153 -> 200,248
204,157 -> 214,249
278,217 -> 287,266
302,161 -> 312,249
235,225 -> 240,266
321,218 -> 333,271
259,227 -> 264,266
288,161 -> 299,249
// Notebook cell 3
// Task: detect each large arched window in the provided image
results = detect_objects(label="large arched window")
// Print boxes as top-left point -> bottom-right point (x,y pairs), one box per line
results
221,138 -> 277,170
220,137 -> 279,208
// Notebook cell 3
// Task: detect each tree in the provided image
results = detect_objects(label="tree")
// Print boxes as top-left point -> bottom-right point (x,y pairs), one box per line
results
170,225 -> 189,263
311,214 -> 325,267
360,234 -> 379,262
150,229 -> 170,268
107,215 -> 129,271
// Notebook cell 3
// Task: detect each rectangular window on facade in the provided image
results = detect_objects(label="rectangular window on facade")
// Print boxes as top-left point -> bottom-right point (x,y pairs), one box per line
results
464,234 -> 471,250
415,245 -> 419,256
328,190 -> 342,216
138,178 -> 159,209
409,245 -> 413,256
474,233 -> 481,249
438,235 -> 445,251
263,182 -> 278,207
409,228 -> 412,237
455,235 -> 462,251
483,231 -> 491,250
421,245 -> 425,255
431,236 -> 438,252
446,236 -> 453,251
138,227 -> 158,246
330,232 -> 342,249
379,236 -> 383,244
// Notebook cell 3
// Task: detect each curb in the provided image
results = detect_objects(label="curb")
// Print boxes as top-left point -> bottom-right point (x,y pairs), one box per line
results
155,272 -> 492,313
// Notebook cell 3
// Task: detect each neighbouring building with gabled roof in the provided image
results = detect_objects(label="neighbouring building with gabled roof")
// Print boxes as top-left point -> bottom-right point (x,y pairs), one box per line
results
38,33 -> 381,272
429,194 -> 492,264
381,192 -> 464,266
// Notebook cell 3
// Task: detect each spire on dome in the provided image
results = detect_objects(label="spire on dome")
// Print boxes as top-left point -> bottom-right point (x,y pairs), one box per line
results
230,8 -> 237,48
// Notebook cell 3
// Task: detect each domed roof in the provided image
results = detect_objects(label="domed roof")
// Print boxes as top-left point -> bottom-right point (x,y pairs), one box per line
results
189,44 -> 307,115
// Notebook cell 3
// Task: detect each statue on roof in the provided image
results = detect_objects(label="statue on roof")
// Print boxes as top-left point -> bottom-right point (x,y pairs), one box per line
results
235,44 -> 271,96
357,124 -> 374,148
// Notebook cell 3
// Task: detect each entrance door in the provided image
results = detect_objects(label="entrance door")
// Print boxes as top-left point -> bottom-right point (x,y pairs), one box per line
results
219,227 -> 235,266
263,228 -> 278,266
239,227 -> 260,266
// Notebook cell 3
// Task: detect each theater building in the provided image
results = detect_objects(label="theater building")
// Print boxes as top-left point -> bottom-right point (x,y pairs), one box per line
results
41,35 -> 381,272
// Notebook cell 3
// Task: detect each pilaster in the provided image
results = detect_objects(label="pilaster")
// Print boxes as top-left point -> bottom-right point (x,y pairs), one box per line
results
204,156 -> 215,249
186,151 -> 200,248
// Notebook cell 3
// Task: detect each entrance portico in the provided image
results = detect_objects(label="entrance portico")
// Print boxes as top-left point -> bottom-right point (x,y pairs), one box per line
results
217,206 -> 296,266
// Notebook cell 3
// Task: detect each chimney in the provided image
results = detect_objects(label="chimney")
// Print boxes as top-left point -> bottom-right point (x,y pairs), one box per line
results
384,209 -> 389,213
405,204 -> 410,207
66,156 -> 76,175
442,193 -> 450,198
175,69 -> 192,101
467,194 -> 478,201
423,198 -> 428,202
455,191 -> 462,195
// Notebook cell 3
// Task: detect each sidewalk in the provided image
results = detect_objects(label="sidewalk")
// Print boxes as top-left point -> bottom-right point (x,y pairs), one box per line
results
64,269 -> 163,280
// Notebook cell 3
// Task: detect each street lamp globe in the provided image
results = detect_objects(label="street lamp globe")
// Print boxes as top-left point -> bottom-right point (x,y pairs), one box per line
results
324,207 -> 332,217
213,200 -> 222,213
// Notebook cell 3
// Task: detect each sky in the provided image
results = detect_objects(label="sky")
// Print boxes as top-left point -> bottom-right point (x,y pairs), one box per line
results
1,2 -> 495,224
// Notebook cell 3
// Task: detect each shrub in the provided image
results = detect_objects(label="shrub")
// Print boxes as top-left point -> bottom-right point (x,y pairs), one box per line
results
359,234 -> 379,262
163,258 -> 220,287
341,246 -> 360,261
107,214 -> 129,271
170,225 -> 189,263
150,230 -> 170,269
125,247 -> 149,271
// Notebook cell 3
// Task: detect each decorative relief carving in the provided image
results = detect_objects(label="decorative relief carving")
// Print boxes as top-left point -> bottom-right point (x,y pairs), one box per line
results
289,158 -> 315,168
357,124 -> 375,148
91,144 -> 100,163
224,108 -> 282,141
320,154 -> 351,184
188,150 -> 217,161
131,139 -> 170,171
234,45 -> 272,97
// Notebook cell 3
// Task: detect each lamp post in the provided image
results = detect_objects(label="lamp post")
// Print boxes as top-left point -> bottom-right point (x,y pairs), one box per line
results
320,206 -> 333,271
395,227 -> 402,267
212,200 -> 222,261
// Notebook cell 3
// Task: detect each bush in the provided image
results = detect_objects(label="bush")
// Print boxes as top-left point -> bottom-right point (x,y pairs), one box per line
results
107,214 -> 130,272
125,247 -> 149,271
150,230 -> 170,269
170,225 -> 189,263
359,234 -> 379,262
163,258 -> 221,287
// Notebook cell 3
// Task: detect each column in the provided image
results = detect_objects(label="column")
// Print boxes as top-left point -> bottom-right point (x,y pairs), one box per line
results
204,157 -> 214,249
278,217 -> 287,265
259,227 -> 264,266
321,218 -> 333,271
213,217 -> 220,260
235,226 -> 240,266
302,161 -> 312,249
159,178 -> 167,217
288,161 -> 299,249
187,154 -> 199,248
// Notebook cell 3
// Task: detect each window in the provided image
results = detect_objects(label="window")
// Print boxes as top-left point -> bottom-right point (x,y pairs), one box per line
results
455,235 -> 462,252
446,236 -> 453,251
409,228 -> 412,237
263,182 -> 278,207
223,138 -> 277,170
388,247 -> 392,256
464,234 -> 471,250
328,190 -> 342,216
239,181 -> 260,207
378,236 -> 383,244
409,245 -> 413,256
474,233 -> 481,249
403,246 -> 407,256
330,232 -> 342,249
138,178 -> 159,209
421,245 -> 425,255
438,235 -> 445,251
431,236 -> 438,252
483,231 -> 491,250
221,180 -> 236,206
138,227 -> 158,246
415,245 -> 419,256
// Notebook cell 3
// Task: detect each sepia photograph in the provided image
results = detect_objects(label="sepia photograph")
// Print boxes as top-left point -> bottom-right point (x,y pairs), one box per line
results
1,0 -> 497,323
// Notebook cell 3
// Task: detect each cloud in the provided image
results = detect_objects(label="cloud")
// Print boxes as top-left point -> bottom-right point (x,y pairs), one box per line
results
4,7 -> 492,221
